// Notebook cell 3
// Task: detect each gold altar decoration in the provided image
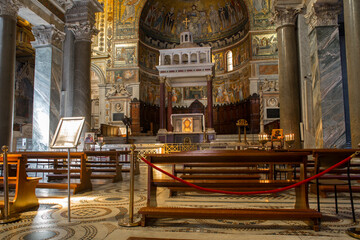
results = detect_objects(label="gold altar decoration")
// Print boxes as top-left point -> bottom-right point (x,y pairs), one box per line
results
182,117 -> 193,133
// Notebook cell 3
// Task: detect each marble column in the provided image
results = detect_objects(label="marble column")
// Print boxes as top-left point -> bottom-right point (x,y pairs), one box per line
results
159,77 -> 166,131
60,26 -> 75,117
64,0 -> 103,134
31,25 -> 65,150
67,21 -> 98,133
305,3 -> 345,148
343,0 -> 360,148
206,75 -> 214,130
167,88 -> 173,132
0,0 -> 19,149
274,5 -> 302,148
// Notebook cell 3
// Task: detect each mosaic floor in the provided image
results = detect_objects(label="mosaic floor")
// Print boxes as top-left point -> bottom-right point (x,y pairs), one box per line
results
0,165 -> 359,240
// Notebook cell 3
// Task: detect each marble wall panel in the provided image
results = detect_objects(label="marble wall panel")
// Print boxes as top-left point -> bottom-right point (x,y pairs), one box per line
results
310,26 -> 346,148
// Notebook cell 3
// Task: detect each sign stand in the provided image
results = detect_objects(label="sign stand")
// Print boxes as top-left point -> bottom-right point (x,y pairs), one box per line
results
50,117 -> 85,222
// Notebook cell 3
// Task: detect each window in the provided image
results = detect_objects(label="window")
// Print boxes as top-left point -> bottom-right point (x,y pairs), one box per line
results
226,51 -> 233,72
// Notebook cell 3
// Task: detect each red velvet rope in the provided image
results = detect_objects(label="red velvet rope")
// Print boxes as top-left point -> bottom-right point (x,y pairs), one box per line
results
140,153 -> 358,195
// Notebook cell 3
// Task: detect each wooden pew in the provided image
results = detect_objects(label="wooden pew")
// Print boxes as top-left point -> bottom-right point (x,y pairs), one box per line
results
21,152 -> 92,194
309,149 -> 360,197
0,154 -> 41,215
139,151 -> 321,231
25,150 -> 139,187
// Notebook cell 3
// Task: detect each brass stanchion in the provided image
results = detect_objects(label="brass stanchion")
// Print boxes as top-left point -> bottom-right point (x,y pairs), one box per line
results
119,144 -> 140,227
0,146 -> 20,224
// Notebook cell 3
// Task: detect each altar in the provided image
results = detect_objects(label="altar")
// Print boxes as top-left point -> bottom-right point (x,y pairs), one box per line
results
164,113 -> 204,143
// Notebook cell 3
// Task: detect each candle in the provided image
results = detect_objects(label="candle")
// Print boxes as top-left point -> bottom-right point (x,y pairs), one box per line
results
285,134 -> 294,141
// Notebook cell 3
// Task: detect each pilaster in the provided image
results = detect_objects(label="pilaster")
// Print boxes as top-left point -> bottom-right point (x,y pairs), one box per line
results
305,2 -> 346,148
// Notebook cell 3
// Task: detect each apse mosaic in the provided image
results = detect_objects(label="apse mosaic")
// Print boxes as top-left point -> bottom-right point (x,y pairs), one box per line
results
139,0 -> 249,44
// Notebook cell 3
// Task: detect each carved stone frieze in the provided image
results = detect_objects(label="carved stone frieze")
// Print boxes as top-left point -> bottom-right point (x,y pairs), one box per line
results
272,5 -> 304,28
66,21 -> 99,42
305,2 -> 342,32
260,79 -> 279,92
31,25 -> 65,49
106,83 -> 131,98
65,0 -> 103,25
0,0 -> 20,19
56,0 -> 74,11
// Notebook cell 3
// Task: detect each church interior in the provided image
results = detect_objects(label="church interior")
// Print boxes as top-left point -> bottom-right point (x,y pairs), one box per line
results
1,0 -> 360,239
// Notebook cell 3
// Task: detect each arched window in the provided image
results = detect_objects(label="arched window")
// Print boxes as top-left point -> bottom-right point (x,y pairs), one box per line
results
226,51 -> 233,72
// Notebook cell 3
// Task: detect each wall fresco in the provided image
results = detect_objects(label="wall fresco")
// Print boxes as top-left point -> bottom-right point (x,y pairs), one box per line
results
114,69 -> 138,83
213,66 -> 250,104
139,71 -> 160,105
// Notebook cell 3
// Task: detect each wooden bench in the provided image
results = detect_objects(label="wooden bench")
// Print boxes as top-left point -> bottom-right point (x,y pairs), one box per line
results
139,151 -> 321,231
0,154 -> 41,215
309,149 -> 360,198
20,152 -> 92,194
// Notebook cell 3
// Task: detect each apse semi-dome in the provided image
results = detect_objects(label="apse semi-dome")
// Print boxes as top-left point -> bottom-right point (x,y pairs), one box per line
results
139,0 -> 249,47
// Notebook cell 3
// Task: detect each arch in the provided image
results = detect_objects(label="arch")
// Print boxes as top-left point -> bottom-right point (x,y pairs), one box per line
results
91,63 -> 106,85
173,54 -> 180,64
191,53 -> 197,64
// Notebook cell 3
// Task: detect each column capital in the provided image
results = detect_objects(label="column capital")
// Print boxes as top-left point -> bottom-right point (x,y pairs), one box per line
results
0,0 -> 20,19
66,20 -> 99,42
273,4 -> 304,28
206,75 -> 213,82
159,76 -> 166,83
31,25 -> 65,49
305,2 -> 342,32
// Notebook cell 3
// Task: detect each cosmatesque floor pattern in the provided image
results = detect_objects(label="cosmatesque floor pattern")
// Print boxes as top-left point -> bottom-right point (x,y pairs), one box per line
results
0,165 -> 359,240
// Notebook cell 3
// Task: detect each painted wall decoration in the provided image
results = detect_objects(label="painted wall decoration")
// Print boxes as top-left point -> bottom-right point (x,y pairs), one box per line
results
184,87 -> 207,100
252,33 -> 278,59
250,0 -> 275,30
114,43 -> 137,66
139,71 -> 160,105
171,88 -> 182,103
139,0 -> 249,44
114,69 -> 137,83
139,41 -> 159,73
213,66 -> 250,104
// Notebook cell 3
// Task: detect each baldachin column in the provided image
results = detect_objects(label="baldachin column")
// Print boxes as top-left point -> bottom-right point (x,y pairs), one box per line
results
206,75 -> 214,130
159,77 -> 166,132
